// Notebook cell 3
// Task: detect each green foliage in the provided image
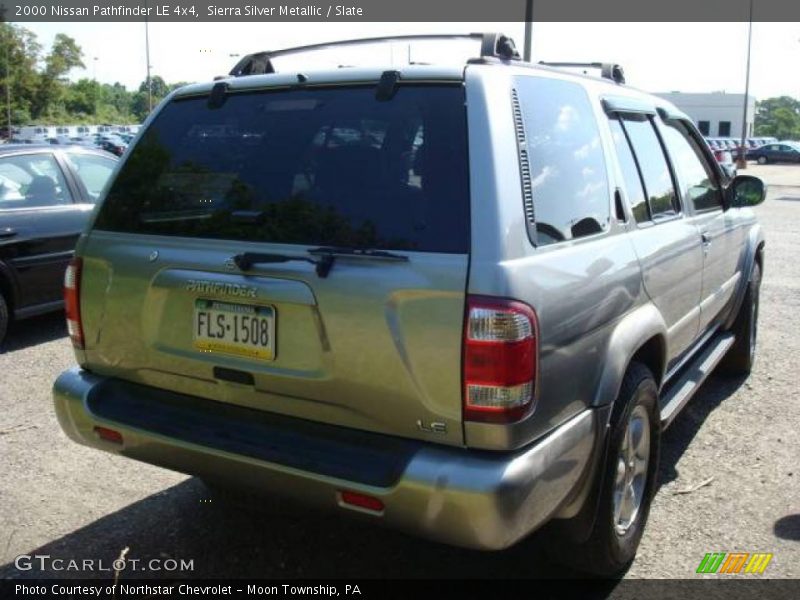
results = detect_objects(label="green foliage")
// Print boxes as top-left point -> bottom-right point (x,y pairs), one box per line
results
754,96 -> 800,140
0,23 -> 189,128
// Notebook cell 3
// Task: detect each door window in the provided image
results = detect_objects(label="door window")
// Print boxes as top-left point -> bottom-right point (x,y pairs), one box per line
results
619,115 -> 680,221
0,153 -> 72,209
66,152 -> 117,202
608,117 -> 649,223
660,121 -> 722,212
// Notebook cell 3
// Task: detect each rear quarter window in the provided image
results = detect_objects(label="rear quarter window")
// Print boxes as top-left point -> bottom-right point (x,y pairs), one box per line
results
94,85 -> 470,254
514,76 -> 611,246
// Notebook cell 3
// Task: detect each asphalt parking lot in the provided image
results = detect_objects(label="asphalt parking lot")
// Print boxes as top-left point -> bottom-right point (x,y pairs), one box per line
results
1,164 -> 798,581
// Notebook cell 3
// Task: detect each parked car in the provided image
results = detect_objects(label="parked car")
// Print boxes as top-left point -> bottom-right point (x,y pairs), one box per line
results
69,137 -> 96,147
53,34 -> 766,576
747,141 -> 800,164
0,145 -> 117,342
96,139 -> 126,157
705,137 -> 736,177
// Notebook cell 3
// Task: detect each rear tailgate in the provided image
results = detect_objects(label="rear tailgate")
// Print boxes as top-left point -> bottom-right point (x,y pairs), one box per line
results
78,82 -> 471,446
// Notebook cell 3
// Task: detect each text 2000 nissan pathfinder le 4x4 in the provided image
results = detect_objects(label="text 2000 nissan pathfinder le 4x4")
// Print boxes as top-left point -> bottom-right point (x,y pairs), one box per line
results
54,34 -> 766,575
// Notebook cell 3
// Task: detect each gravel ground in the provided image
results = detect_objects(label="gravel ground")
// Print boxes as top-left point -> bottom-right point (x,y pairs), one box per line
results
1,164 -> 798,580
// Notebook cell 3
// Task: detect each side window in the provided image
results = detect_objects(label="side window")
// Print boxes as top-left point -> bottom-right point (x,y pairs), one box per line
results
660,121 -> 722,212
0,153 -> 72,209
514,76 -> 610,246
66,152 -> 116,202
608,118 -> 649,223
620,115 -> 679,221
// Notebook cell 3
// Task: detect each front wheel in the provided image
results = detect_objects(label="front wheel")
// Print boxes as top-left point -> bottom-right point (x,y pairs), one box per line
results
721,262 -> 761,375
549,363 -> 661,576
757,156 -> 768,165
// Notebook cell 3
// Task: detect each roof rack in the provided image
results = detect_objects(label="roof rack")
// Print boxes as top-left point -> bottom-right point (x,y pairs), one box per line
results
229,33 -> 520,77
537,62 -> 626,85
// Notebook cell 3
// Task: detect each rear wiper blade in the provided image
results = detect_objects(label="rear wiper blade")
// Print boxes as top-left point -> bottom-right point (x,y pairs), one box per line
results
307,246 -> 409,262
232,252 -> 334,278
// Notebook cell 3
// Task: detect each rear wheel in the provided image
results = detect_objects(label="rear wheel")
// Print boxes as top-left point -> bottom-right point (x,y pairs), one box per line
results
0,292 -> 8,346
721,262 -> 761,375
549,362 -> 660,576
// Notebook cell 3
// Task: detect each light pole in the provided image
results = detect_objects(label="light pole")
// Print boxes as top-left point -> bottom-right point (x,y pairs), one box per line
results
93,57 -> 98,116
523,0 -> 533,62
5,28 -> 11,136
144,2 -> 153,112
737,0 -> 754,170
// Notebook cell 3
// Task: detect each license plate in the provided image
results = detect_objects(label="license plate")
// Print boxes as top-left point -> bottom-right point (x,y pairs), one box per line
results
193,299 -> 276,360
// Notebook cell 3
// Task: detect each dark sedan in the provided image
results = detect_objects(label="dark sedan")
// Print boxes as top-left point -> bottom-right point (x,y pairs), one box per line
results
0,145 -> 117,343
747,142 -> 800,164
97,139 -> 127,157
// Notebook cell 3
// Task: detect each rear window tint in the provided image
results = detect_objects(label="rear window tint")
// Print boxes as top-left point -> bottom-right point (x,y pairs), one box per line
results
94,85 -> 470,253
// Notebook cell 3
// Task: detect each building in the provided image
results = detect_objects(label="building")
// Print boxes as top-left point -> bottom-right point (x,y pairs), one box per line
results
655,92 -> 756,138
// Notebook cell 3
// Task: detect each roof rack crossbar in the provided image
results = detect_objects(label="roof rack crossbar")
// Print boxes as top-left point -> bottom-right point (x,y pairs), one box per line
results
537,61 -> 626,85
229,32 -> 520,77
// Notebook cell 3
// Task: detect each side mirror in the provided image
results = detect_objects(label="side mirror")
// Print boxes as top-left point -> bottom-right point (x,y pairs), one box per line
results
727,175 -> 766,208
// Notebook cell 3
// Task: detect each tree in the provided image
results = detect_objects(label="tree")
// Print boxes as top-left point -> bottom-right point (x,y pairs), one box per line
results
64,78 -> 99,115
0,23 -> 42,126
139,74 -> 169,98
0,23 -> 186,128
754,96 -> 800,140
31,33 -> 84,119
131,75 -> 190,120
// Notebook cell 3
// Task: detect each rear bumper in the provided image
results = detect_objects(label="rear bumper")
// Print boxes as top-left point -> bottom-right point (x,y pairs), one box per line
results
54,367 -> 600,550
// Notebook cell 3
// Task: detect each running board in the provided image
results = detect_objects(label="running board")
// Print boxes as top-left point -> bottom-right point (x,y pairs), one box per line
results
660,332 -> 735,429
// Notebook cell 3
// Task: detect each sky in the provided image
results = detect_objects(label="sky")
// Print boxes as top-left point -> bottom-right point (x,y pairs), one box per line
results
21,21 -> 800,100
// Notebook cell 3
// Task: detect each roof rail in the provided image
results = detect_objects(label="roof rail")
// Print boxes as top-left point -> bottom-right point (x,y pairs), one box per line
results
537,62 -> 626,85
229,33 -> 520,77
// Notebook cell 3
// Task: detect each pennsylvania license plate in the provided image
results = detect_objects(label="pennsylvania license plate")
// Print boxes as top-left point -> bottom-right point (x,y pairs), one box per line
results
193,299 -> 276,360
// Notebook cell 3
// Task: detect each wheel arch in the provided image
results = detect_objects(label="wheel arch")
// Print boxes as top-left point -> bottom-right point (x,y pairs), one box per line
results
551,304 -> 666,539
592,302 -> 669,410
723,224 -> 765,331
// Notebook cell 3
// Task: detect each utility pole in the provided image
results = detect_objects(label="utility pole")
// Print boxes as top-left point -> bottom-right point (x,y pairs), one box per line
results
523,0 -> 533,62
737,0 -> 753,170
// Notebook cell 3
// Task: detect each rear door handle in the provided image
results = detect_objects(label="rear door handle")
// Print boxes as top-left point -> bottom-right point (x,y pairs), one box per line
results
0,228 -> 16,239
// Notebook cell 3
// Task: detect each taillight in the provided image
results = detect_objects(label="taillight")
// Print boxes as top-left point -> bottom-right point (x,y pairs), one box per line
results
463,296 -> 539,423
64,257 -> 84,349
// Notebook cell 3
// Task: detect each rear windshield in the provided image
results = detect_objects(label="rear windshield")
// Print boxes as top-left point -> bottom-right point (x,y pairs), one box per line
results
94,84 -> 470,253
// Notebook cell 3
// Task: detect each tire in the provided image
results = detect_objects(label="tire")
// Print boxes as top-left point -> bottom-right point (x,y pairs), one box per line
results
0,292 -> 9,346
757,156 -> 768,165
549,363 -> 661,577
720,262 -> 761,375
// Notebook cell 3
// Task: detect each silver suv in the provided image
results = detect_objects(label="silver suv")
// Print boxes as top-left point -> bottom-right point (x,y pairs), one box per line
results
53,34 -> 766,575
